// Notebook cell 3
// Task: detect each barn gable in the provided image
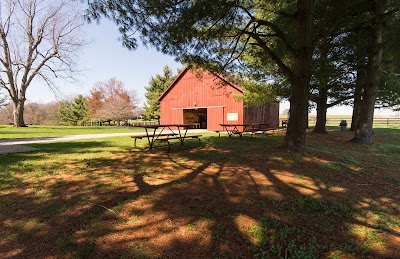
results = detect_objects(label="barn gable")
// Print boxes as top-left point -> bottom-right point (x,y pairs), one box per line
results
158,68 -> 242,103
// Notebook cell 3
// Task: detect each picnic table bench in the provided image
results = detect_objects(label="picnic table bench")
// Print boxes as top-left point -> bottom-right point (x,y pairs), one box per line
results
155,135 -> 202,152
219,123 -> 276,138
219,124 -> 249,138
243,123 -> 277,137
131,132 -> 177,148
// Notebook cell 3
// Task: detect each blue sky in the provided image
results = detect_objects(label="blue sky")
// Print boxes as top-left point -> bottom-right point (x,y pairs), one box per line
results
27,19 -> 182,105
26,17 -> 397,117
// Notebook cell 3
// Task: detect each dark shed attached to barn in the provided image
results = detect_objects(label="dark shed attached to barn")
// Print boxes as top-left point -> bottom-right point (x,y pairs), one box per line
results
159,68 -> 279,131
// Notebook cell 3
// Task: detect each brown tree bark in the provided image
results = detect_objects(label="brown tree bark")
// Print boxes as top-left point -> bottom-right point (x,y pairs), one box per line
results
313,87 -> 328,133
350,70 -> 364,131
313,38 -> 329,134
283,0 -> 314,152
352,1 -> 382,143
13,97 -> 27,127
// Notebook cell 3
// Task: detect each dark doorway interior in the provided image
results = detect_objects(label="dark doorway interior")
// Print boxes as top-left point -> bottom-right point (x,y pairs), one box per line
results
183,109 -> 207,129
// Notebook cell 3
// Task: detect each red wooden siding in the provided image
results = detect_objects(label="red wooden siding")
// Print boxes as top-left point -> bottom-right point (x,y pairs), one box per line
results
243,102 -> 280,128
160,69 -> 243,130
159,68 -> 279,130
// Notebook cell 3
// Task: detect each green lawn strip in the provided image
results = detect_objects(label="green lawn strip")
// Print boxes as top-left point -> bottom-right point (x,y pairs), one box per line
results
0,125 -> 142,139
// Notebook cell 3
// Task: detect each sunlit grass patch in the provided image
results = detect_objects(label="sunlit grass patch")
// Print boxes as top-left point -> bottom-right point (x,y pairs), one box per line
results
11,218 -> 45,231
0,125 -> 139,139
9,219 -> 47,239
350,225 -> 386,251
126,214 -> 141,224
318,161 -> 344,171
247,223 -> 265,246
237,215 -> 323,258
327,242 -> 358,259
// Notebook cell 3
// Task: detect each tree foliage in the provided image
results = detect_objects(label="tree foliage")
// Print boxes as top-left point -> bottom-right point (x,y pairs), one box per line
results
309,35 -> 355,133
142,66 -> 176,120
350,1 -> 399,143
376,10 -> 400,110
87,78 -> 139,123
58,95 -> 88,125
24,102 -> 61,125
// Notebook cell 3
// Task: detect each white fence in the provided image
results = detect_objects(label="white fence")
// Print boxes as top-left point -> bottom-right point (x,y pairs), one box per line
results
307,118 -> 400,126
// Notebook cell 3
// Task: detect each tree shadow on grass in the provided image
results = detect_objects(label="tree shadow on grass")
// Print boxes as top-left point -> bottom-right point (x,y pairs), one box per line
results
0,133 -> 399,258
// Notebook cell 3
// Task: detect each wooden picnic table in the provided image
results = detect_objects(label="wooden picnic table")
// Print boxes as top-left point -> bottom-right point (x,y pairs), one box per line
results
220,123 -> 274,138
134,124 -> 200,151
219,124 -> 250,138
243,123 -> 275,137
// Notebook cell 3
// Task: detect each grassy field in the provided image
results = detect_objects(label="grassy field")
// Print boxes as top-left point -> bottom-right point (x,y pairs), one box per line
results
0,128 -> 399,258
0,125 -> 141,139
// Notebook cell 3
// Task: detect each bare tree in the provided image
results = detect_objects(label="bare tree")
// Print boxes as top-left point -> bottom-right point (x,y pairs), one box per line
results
0,0 -> 87,127
24,101 -> 60,125
0,103 -> 13,124
87,78 -> 140,124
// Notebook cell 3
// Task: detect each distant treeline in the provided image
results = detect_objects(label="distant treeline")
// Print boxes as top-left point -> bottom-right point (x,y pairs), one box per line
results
0,102 -> 61,125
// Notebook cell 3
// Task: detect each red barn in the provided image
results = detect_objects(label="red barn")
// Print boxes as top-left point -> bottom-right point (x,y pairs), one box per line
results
159,68 -> 279,130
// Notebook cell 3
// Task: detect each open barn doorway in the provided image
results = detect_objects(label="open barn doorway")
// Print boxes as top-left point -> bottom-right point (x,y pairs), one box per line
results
183,109 -> 207,129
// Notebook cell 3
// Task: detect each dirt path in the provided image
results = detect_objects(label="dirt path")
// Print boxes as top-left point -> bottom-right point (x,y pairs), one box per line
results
0,129 -> 209,154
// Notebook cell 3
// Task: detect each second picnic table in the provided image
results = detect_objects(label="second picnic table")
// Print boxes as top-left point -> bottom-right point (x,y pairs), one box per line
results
133,124 -> 201,151
219,123 -> 273,138
219,124 -> 250,138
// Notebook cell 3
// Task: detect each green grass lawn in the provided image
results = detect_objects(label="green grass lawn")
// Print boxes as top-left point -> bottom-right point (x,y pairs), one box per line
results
0,125 -> 142,139
1,129 -> 399,258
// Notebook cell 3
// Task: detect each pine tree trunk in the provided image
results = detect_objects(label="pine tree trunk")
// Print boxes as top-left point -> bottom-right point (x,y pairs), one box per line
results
352,85 -> 377,143
13,98 -> 27,127
283,0 -> 314,152
313,88 -> 328,134
350,81 -> 363,131
313,36 -> 329,134
352,2 -> 382,144
284,85 -> 309,152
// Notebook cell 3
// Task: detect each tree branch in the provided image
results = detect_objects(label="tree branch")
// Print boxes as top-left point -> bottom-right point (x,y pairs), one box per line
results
244,30 -> 294,82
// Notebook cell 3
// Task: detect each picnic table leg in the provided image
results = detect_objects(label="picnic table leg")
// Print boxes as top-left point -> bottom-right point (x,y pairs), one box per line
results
225,126 -> 233,137
146,128 -> 158,150
178,126 -> 188,145
235,125 -> 244,139
167,140 -> 171,152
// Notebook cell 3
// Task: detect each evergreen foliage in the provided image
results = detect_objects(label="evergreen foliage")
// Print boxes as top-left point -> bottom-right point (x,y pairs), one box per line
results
58,95 -> 88,126
142,66 -> 176,120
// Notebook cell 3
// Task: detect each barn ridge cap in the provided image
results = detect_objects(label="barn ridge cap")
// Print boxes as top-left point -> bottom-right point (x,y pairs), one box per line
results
158,67 -> 243,102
